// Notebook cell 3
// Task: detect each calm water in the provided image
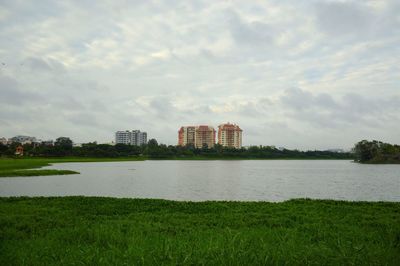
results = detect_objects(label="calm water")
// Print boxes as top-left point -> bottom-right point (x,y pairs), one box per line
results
0,160 -> 399,201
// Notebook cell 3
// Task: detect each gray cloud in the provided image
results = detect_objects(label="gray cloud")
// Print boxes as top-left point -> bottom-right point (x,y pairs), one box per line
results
316,1 -> 374,36
281,88 -> 338,110
280,88 -> 400,129
315,0 -> 400,40
227,10 -> 275,47
23,57 -> 65,73
0,73 -> 42,104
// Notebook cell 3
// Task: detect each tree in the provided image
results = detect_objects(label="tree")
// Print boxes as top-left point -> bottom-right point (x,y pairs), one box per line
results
55,137 -> 73,149
352,140 -> 400,163
147,139 -> 158,148
53,137 -> 73,156
144,138 -> 160,158
0,143 -> 8,155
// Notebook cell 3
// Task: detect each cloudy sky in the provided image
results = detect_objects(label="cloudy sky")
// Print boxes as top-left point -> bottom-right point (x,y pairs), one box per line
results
0,0 -> 399,150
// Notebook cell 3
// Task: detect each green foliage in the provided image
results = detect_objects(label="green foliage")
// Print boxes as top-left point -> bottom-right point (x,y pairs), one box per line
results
353,140 -> 400,163
140,142 -> 352,160
147,138 -> 158,147
0,197 -> 399,265
0,137 -> 353,159
55,137 -> 73,148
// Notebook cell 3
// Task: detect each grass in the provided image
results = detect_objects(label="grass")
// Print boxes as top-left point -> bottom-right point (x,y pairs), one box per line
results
0,157 -> 144,177
0,197 -> 399,265
0,169 -> 78,177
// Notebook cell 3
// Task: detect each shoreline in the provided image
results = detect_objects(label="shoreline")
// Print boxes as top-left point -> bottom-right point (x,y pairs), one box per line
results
1,195 -> 399,203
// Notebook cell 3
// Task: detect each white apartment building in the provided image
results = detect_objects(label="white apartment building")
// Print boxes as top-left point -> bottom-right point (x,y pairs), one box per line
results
137,131 -> 147,145
115,130 -> 147,145
115,131 -> 131,145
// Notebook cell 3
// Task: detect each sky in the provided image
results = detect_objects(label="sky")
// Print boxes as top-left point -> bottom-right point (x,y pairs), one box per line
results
0,0 -> 399,150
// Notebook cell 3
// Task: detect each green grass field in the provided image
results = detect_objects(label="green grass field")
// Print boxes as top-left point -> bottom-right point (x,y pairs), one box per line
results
0,157 -> 144,177
0,197 -> 399,265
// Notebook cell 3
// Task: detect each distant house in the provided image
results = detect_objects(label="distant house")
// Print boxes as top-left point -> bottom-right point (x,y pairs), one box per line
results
15,146 -> 24,156
10,135 -> 37,145
41,140 -> 54,146
325,149 -> 345,153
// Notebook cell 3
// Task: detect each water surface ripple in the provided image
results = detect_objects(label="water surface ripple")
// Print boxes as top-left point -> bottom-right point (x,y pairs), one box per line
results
0,160 -> 399,201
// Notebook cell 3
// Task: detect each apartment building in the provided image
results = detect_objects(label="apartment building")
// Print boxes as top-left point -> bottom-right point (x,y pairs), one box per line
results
115,130 -> 147,145
218,123 -> 242,149
137,131 -> 147,146
178,125 -> 215,148
195,125 -> 216,148
178,126 -> 195,146
115,131 -> 131,145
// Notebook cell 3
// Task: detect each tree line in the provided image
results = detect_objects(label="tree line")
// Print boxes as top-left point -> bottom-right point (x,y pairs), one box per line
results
0,137 -> 353,159
353,140 -> 400,163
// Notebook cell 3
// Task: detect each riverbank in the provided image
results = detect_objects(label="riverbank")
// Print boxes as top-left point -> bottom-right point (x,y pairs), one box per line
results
0,197 -> 399,265
358,159 -> 400,164
0,157 -> 144,177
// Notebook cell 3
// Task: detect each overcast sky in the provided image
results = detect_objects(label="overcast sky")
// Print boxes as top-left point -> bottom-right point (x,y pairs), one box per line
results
0,0 -> 399,150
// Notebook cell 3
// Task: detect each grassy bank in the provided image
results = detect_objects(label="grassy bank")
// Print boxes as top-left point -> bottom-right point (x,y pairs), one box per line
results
0,157 -> 143,177
0,169 -> 78,177
0,197 -> 399,265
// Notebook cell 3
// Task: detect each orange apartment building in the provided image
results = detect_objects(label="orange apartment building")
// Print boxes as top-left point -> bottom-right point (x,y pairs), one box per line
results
178,126 -> 195,146
178,125 -> 216,148
195,125 -> 216,148
218,123 -> 242,149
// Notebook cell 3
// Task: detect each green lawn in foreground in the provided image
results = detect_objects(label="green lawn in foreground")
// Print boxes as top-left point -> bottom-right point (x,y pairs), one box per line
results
0,157 -> 144,177
0,197 -> 399,265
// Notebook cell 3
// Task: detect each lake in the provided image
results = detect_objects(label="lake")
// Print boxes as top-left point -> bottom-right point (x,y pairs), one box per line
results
0,160 -> 399,201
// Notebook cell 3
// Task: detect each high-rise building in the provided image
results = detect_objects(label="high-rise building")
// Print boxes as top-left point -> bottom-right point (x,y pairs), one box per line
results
115,131 -> 131,145
218,123 -> 242,149
137,131 -> 147,145
131,130 -> 139,145
195,125 -> 216,148
178,126 -> 195,146
115,130 -> 147,145
178,125 -> 216,148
